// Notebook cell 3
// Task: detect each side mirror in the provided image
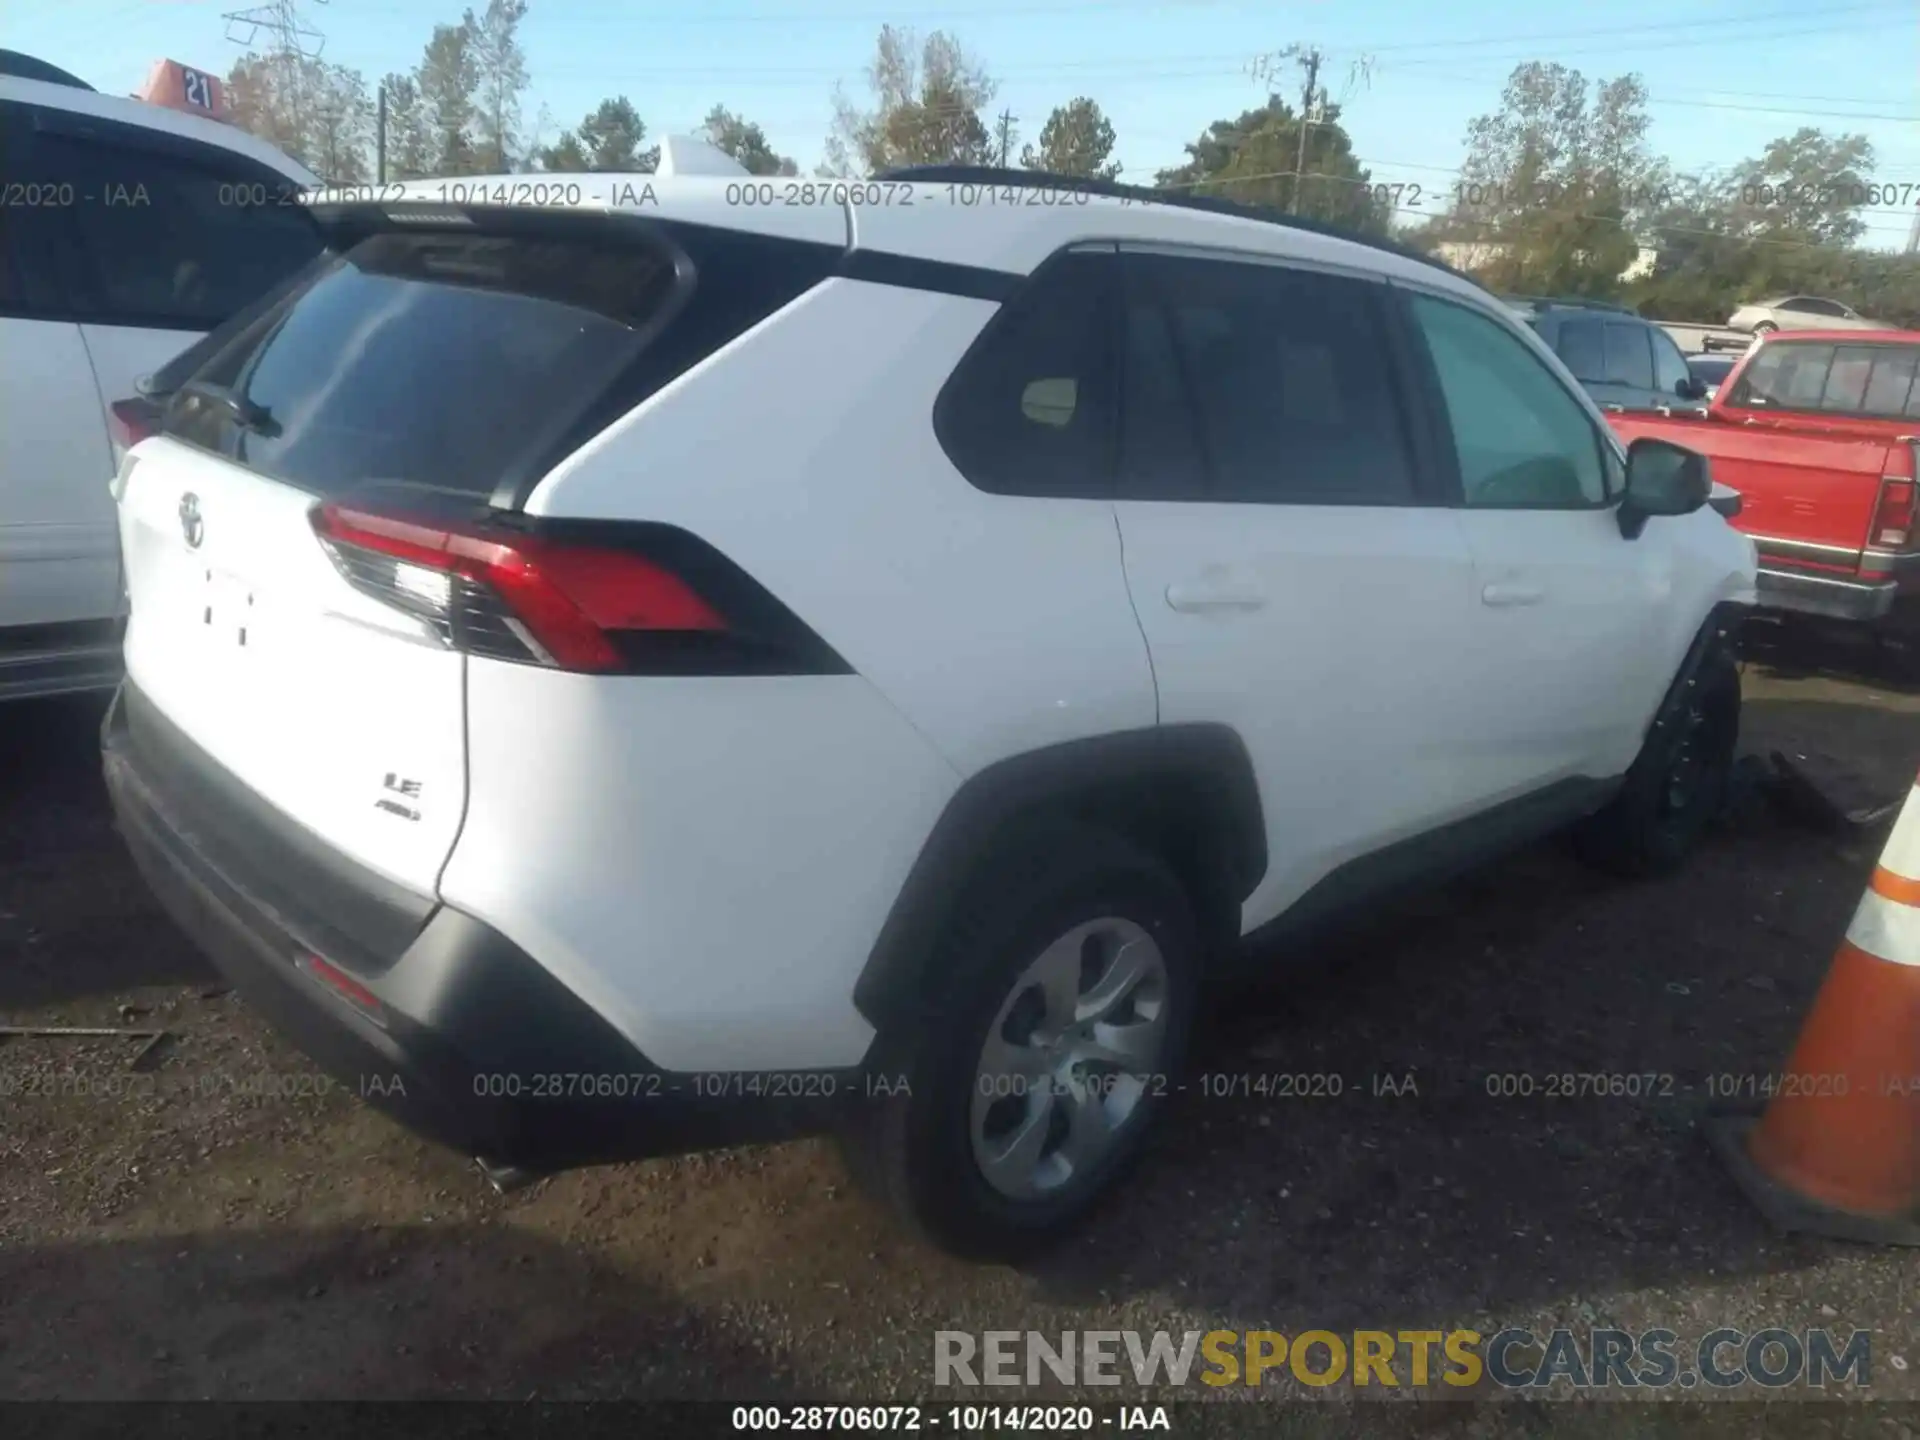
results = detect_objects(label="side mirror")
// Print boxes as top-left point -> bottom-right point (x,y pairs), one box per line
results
1676,375 -> 1707,400
1619,437 -> 1711,539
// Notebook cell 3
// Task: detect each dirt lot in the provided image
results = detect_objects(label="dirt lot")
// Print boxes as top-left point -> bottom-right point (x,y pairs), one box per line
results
4,620 -> 1920,1430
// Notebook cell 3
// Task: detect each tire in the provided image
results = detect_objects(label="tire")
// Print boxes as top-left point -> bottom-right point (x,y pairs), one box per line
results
1574,639 -> 1741,877
1752,321 -> 1777,336
839,820 -> 1200,1261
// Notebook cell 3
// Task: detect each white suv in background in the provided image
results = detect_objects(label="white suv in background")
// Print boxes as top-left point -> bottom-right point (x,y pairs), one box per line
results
0,57 -> 319,700
102,153 -> 1757,1259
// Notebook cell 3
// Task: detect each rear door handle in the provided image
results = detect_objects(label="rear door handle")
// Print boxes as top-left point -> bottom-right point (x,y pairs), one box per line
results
1166,581 -> 1267,613
1481,583 -> 1545,607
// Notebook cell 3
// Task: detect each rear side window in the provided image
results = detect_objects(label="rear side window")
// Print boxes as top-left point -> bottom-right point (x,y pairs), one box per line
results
1122,253 -> 1416,505
935,249 -> 1116,499
168,220 -> 838,500
1837,346 -> 1920,418
33,126 -> 322,329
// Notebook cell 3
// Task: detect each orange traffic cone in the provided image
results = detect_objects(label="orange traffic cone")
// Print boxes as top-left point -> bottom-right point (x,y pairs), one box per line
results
1707,767 -> 1920,1244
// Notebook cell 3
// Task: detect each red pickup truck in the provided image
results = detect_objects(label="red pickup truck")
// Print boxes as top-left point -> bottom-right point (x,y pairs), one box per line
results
1609,329 -> 1919,627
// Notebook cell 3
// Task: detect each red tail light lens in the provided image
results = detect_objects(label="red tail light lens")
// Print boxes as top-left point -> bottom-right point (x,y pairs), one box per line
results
108,397 -> 159,451
312,500 -> 726,672
1872,478 -> 1914,549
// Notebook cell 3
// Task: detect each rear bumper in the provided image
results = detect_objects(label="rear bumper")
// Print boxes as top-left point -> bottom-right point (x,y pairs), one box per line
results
102,682 -> 852,1175
1755,565 -> 1915,624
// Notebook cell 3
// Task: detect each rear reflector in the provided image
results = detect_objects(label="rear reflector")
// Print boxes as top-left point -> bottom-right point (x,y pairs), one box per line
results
312,499 -> 726,672
297,953 -> 387,1025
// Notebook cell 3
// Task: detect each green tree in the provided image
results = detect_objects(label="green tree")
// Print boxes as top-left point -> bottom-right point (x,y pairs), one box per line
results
417,22 -> 480,174
306,62 -> 373,182
1443,62 -> 1667,296
825,26 -> 995,175
1156,96 -> 1386,233
702,105 -> 798,175
1020,97 -> 1118,179
378,73 -> 435,180
466,0 -> 530,172
537,97 -> 657,172
1727,128 -> 1875,246
226,51 -> 374,181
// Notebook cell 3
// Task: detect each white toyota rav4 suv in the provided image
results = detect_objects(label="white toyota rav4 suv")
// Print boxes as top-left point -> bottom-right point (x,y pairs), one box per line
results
103,149 -> 1757,1259
0,56 -> 320,701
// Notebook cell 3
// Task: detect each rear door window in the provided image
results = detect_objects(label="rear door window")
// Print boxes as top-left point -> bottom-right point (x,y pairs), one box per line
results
1602,322 -> 1654,390
166,220 -> 838,501
31,118 -> 323,330
1122,252 -> 1417,505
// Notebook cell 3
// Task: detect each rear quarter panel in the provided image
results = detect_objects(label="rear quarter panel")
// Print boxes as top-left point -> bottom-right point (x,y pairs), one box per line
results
446,274 -> 1160,1073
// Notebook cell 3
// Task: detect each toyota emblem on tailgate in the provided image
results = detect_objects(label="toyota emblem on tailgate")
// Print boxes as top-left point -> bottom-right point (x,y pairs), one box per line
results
179,492 -> 204,548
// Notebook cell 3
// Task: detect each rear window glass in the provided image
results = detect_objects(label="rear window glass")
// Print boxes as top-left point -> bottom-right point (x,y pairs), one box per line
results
167,222 -> 836,499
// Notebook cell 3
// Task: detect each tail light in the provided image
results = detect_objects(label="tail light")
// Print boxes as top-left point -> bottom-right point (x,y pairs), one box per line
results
311,498 -> 848,676
108,397 -> 160,452
1871,477 -> 1914,549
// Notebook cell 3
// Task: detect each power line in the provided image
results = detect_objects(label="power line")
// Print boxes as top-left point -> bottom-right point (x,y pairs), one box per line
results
536,17 -> 1910,85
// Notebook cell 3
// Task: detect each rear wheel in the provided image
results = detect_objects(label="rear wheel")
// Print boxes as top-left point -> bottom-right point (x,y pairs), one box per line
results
1751,321 -> 1777,337
1575,640 -> 1741,877
840,822 -> 1199,1260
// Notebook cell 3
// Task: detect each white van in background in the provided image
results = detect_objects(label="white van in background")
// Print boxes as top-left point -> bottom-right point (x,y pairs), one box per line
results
0,53 -> 320,700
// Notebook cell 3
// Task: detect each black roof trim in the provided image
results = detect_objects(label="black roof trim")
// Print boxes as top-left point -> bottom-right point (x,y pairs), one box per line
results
0,50 -> 94,90
876,164 -> 1479,286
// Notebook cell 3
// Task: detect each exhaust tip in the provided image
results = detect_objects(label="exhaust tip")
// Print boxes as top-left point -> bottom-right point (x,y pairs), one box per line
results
474,1157 -> 543,1195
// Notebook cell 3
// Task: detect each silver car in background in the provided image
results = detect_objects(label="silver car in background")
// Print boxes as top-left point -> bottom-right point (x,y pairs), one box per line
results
1728,295 -> 1891,336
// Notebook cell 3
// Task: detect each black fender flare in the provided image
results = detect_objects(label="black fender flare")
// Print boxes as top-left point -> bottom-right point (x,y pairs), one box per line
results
1646,598 -> 1748,748
851,723 -> 1266,1034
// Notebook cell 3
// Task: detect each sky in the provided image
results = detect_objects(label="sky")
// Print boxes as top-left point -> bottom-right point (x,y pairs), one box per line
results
10,0 -> 1920,248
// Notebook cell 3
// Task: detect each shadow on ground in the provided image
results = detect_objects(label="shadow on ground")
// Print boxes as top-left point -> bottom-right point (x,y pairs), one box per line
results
1738,614 -> 1920,697
0,693 -> 215,1007
0,1223 -> 816,1401
1018,676 -> 1920,1342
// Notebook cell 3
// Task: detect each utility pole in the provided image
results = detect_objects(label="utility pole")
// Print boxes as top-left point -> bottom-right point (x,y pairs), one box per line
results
223,0 -> 328,169
377,80 -> 388,183
996,109 -> 1017,168
1291,46 -> 1323,217
1907,204 -> 1920,256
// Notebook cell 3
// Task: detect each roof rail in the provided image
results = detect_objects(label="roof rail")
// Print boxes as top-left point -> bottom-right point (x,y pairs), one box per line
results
874,164 -> 1479,286
1505,294 -> 1638,316
0,50 -> 93,90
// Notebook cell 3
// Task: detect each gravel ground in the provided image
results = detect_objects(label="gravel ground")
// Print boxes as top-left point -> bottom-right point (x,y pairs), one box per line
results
4,621 -> 1920,1434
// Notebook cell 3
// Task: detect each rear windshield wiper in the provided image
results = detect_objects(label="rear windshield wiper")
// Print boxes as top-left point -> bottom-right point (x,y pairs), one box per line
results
178,380 -> 282,439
